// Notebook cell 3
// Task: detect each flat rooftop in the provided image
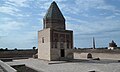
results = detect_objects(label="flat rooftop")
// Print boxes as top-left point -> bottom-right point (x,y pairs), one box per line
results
6,58 -> 120,72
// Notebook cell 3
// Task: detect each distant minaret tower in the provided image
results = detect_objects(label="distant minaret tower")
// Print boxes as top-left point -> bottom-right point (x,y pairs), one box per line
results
93,37 -> 96,49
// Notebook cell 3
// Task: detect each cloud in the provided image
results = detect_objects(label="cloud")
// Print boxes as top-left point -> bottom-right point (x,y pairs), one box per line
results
58,0 -> 120,17
0,0 -> 33,16
75,0 -> 115,11
66,16 -> 120,35
66,16 -> 89,24
38,1 -> 51,10
1,21 -> 24,31
0,31 -> 38,48
0,20 -> 26,36
7,0 -> 28,7
105,15 -> 116,19
115,13 -> 120,16
0,6 -> 20,15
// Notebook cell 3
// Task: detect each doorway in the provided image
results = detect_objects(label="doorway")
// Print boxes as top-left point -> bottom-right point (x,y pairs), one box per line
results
60,49 -> 65,57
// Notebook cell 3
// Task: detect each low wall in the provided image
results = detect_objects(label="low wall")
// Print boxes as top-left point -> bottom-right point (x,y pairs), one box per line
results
92,53 -> 120,60
0,60 -> 17,72
74,52 -> 120,60
74,49 -> 120,54
0,50 -> 37,58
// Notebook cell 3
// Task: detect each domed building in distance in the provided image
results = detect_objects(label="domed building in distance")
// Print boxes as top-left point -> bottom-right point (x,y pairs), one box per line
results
108,40 -> 117,50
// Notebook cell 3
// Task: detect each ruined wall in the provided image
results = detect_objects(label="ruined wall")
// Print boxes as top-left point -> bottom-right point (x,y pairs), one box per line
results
74,52 -> 120,60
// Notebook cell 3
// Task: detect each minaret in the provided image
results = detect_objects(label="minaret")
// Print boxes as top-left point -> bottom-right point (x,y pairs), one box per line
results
43,1 -> 65,30
93,37 -> 95,49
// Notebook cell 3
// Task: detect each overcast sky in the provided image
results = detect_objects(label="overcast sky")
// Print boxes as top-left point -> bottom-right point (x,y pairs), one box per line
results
0,0 -> 120,49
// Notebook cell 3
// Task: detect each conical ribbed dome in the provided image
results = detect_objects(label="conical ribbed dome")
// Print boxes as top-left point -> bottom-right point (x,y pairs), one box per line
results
43,1 -> 66,30
44,1 -> 65,20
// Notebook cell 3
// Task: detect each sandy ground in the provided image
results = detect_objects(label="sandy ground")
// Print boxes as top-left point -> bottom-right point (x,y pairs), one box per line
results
6,58 -> 120,72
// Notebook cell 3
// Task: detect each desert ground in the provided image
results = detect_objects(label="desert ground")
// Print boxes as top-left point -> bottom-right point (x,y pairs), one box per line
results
6,58 -> 120,72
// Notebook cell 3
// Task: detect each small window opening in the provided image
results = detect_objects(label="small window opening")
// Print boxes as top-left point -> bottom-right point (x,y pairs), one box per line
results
42,37 -> 44,43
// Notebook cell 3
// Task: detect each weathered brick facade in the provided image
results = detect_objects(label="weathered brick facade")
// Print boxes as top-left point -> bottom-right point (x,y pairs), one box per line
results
38,1 -> 73,61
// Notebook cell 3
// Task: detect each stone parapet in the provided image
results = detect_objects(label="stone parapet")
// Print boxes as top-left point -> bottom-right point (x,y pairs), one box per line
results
0,60 -> 17,72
